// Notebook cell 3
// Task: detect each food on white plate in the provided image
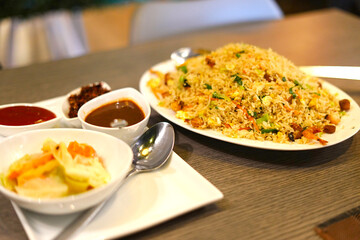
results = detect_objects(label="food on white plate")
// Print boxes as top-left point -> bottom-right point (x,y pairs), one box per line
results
147,43 -> 351,145
0,139 -> 110,198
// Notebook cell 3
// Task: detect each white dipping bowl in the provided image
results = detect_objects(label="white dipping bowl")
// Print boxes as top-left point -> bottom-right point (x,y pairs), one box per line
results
78,88 -> 151,145
0,103 -> 60,137
0,128 -> 133,215
62,82 -> 111,128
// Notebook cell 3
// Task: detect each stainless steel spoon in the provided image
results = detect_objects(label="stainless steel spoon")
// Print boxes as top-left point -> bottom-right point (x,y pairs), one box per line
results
170,47 -> 201,66
53,122 -> 175,240
171,47 -> 360,80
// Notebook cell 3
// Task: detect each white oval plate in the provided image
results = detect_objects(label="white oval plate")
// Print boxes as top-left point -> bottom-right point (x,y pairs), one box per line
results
140,60 -> 360,151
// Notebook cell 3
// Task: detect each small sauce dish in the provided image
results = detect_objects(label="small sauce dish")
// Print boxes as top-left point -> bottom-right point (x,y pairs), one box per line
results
0,103 -> 60,136
62,82 -> 111,128
78,88 -> 151,144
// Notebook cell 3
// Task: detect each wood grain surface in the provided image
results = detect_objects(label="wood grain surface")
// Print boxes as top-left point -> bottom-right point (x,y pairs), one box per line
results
0,8 -> 360,240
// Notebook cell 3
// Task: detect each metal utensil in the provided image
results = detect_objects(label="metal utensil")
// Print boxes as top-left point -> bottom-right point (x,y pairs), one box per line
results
53,122 -> 175,240
170,47 -> 201,66
171,47 -> 360,80
298,66 -> 360,80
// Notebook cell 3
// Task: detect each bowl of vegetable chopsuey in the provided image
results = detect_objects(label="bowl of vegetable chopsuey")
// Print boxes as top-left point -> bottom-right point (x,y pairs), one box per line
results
0,128 -> 132,215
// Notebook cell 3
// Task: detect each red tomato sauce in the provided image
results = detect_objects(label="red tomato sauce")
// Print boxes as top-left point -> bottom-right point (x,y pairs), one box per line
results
0,106 -> 56,126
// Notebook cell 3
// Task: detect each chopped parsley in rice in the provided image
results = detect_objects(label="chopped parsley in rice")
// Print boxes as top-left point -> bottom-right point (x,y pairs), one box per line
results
148,43 -> 350,145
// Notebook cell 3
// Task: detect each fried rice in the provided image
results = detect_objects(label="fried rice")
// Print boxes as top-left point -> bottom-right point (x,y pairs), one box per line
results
147,43 -> 350,145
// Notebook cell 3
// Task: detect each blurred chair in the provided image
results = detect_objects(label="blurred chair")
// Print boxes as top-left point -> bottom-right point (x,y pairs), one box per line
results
43,11 -> 88,60
0,10 -> 88,69
0,16 -> 50,68
82,4 -> 136,53
130,0 -> 283,45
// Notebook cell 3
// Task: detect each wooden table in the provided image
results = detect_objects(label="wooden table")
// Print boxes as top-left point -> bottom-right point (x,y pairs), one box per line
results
1,8 -> 360,240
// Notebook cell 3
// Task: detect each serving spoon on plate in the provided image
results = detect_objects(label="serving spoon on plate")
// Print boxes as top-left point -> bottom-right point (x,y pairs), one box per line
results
171,47 -> 360,80
54,122 -> 175,240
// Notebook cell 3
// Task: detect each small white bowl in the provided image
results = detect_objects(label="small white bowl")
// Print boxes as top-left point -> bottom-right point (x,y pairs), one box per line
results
0,103 -> 60,137
62,82 -> 111,128
78,88 -> 151,145
0,128 -> 133,215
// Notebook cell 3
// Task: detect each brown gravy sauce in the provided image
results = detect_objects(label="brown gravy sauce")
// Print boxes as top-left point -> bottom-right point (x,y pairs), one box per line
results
85,99 -> 145,127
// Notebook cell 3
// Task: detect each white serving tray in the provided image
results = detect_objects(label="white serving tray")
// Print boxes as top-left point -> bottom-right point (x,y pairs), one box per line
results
0,96 -> 223,240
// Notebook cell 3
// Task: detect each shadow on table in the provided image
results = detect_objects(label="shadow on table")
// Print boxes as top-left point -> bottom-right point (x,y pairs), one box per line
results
170,121 -> 353,169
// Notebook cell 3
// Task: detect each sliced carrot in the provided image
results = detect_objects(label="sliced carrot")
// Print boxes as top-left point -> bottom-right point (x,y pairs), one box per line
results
81,145 -> 95,157
8,171 -> 20,180
17,160 -> 59,186
283,104 -> 300,116
151,88 -> 162,100
67,141 -> 96,159
182,105 -> 193,111
233,101 -> 259,132
67,141 -> 78,158
8,152 -> 54,180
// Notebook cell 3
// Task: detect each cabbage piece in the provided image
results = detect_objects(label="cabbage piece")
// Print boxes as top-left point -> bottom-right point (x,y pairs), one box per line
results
51,141 -> 110,192
15,175 -> 68,198
0,173 -> 16,191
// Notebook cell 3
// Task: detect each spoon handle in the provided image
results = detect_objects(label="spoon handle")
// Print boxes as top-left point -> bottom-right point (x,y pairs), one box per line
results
299,66 -> 360,80
53,170 -> 134,240
126,167 -> 138,178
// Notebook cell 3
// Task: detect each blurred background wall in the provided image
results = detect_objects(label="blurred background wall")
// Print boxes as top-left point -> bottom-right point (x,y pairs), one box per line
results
0,0 -> 359,69
1,0 -> 359,20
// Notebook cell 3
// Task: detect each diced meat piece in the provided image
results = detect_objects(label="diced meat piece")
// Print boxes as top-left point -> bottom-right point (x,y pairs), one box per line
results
205,56 -> 215,68
323,125 -> 336,134
264,72 -> 275,82
290,123 -> 303,139
68,83 -> 110,118
317,81 -> 322,89
287,96 -> 293,104
339,99 -> 350,111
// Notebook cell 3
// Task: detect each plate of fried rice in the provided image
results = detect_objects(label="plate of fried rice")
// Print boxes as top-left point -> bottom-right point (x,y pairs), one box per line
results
139,43 -> 360,150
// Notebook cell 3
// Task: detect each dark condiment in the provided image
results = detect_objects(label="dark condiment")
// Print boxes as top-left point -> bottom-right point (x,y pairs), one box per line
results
68,83 -> 110,118
0,106 -> 56,126
85,99 -> 145,127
